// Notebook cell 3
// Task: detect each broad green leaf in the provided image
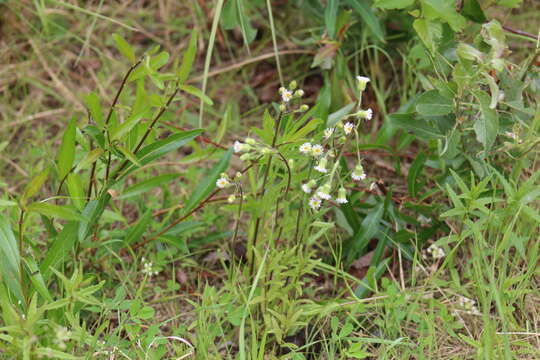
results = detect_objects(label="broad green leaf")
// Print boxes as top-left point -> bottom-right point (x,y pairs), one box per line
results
112,33 -> 136,63
416,90 -> 453,116
84,92 -> 104,128
178,29 -> 198,84
389,113 -> 443,139
21,168 -> 49,205
119,173 -> 180,199
66,174 -> 85,210
0,217 -> 23,302
27,203 -> 85,222
184,148 -> 232,214
374,0 -> 414,9
408,153 -> 427,197
180,85 -> 214,105
344,0 -> 385,42
461,0 -> 486,23
422,0 -> 466,32
236,0 -> 257,46
57,117 -> 77,180
413,19 -> 442,53
473,90 -> 499,151
222,0 -> 239,29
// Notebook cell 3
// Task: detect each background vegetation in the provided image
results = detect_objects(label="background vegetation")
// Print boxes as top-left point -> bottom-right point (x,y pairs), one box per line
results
0,0 -> 539,358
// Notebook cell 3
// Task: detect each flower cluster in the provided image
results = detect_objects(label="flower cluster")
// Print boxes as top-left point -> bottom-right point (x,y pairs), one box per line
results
457,295 -> 479,314
297,75 -> 374,212
426,244 -> 445,259
278,80 -> 308,112
141,257 -> 159,277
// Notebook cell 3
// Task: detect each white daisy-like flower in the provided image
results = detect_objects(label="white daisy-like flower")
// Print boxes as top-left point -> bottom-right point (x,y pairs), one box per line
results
299,142 -> 312,154
308,196 -> 322,210
356,75 -> 370,91
336,187 -> 348,204
216,177 -> 230,189
316,184 -> 332,200
324,128 -> 335,139
311,144 -> 324,157
314,157 -> 328,173
343,122 -> 354,135
351,163 -> 366,181
281,89 -> 293,103
301,183 -> 312,194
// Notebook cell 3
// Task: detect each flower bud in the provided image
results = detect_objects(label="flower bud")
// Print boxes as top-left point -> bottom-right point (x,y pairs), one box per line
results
288,80 -> 297,90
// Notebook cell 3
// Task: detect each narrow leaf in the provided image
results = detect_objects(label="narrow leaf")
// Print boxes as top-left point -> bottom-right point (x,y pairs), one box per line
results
57,117 -> 77,180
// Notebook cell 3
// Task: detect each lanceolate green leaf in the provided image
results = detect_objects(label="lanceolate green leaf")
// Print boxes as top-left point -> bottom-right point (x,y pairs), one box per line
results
180,85 -> 214,105
84,92 -> 104,128
57,117 -> 77,180
119,173 -> 180,199
408,153 -> 427,197
27,203 -> 85,222
22,168 -> 50,206
0,217 -> 23,302
178,29 -> 198,84
346,202 -> 384,264
374,0 -> 414,9
343,0 -> 385,42
184,148 -> 233,214
124,210 -> 152,246
118,130 -> 203,180
112,33 -> 136,63
39,221 -> 79,281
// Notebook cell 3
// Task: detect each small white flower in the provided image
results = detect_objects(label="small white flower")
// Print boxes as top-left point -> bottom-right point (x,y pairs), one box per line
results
336,187 -> 348,204
299,142 -> 312,154
142,260 -> 159,276
351,163 -> 366,181
311,144 -> 324,157
356,108 -> 373,120
216,177 -> 230,189
314,157 -> 328,173
302,183 -> 312,194
234,141 -> 249,153
281,89 -> 293,103
343,122 -> 354,135
308,196 -> 322,210
369,182 -> 377,191
417,214 -> 432,224
427,244 -> 445,259
324,128 -> 335,139
316,184 -> 332,200
356,75 -> 370,91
